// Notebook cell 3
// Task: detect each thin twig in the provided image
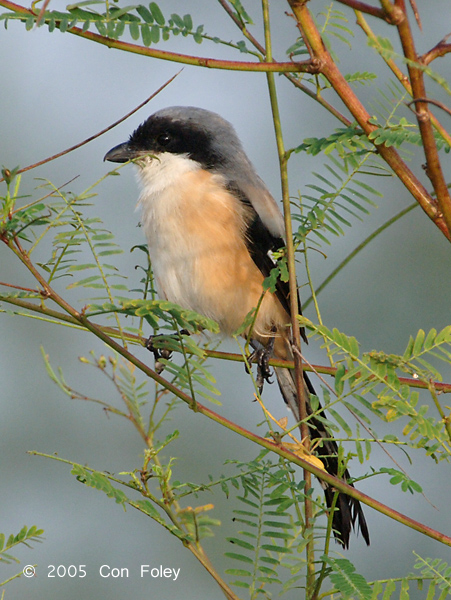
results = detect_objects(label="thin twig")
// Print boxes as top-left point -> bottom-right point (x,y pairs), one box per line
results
3,293 -> 451,395
218,0 -> 352,126
0,281 -> 40,293
421,34 -> 451,66
261,2 -> 315,592
333,0 -> 389,21
0,72 -> 181,182
407,97 -> 451,118
355,12 -> 451,148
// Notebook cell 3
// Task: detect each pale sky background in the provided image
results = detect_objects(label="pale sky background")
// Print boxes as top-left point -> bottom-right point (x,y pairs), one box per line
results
1,1 -> 451,599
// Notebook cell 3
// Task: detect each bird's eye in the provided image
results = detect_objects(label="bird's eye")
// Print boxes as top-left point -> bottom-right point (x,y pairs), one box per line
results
157,132 -> 171,147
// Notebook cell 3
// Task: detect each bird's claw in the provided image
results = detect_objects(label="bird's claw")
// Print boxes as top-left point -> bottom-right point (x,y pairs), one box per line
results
145,329 -> 190,374
145,336 -> 173,374
248,339 -> 275,394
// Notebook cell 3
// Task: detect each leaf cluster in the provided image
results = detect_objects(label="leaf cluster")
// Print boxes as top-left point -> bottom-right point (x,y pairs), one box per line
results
225,461 -> 308,596
0,1 -> 255,55
0,525 -> 44,565
300,319 -> 451,464
326,554 -> 451,600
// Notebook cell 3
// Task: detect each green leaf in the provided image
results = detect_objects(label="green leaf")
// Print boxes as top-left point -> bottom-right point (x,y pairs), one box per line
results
129,20 -> 140,39
108,5 -> 139,19
183,13 -> 193,30
170,13 -> 184,28
141,23 -> 152,45
149,2 -> 165,25
95,19 -> 106,35
328,557 -> 372,599
136,5 -> 153,22
260,543 -> 292,553
424,328 -> 437,350
150,24 -> 160,43
225,568 -> 252,577
229,0 -> 253,24
328,408 -> 353,436
71,465 -> 128,505
227,537 -> 254,551
225,552 -> 254,564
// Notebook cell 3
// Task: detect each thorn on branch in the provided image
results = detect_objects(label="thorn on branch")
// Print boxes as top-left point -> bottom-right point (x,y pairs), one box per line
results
408,0 -> 422,31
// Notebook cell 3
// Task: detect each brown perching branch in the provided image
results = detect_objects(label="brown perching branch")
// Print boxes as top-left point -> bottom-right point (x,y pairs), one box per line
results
2,292 -> 451,395
2,237 -> 451,548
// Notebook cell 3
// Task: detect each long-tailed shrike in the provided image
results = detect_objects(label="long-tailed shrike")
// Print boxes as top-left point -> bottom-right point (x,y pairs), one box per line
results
104,106 -> 369,548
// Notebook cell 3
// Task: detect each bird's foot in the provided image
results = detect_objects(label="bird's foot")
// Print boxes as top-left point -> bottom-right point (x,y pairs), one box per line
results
248,338 -> 275,394
145,330 -> 190,374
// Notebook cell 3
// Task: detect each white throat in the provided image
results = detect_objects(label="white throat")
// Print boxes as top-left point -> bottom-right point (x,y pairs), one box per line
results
136,152 -> 200,198
135,152 -> 204,309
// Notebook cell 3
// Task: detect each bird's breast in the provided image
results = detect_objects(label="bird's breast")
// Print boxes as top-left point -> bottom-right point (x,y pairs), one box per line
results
137,158 -> 257,328
136,154 -> 288,339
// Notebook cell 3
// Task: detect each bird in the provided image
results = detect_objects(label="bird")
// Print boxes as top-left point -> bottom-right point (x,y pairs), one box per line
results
104,106 -> 370,548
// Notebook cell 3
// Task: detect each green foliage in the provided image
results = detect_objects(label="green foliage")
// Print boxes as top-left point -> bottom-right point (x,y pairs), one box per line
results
368,117 -> 451,153
294,125 -> 369,156
93,298 -> 219,334
320,5 -> 354,52
89,298 -> 221,403
286,37 -> 309,58
326,557 -> 372,599
378,467 -> 423,494
300,318 -> 451,463
368,36 -> 451,97
66,463 -> 195,543
0,0 -> 257,55
224,460 -> 308,597
293,147 -> 383,245
370,577 -> 449,600
326,554 -> 451,599
343,71 -> 377,86
413,553 -> 451,595
72,465 -> 129,505
228,0 -> 254,25
402,328 -> 451,380
0,525 -> 44,566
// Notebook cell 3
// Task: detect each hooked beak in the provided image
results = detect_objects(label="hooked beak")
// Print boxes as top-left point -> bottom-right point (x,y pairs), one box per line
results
104,142 -> 142,163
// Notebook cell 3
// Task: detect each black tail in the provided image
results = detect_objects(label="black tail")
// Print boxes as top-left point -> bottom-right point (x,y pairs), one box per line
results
274,365 -> 370,549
